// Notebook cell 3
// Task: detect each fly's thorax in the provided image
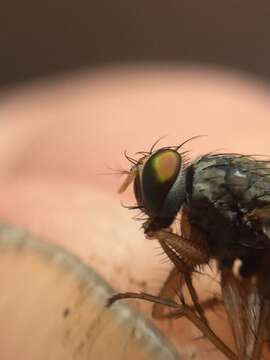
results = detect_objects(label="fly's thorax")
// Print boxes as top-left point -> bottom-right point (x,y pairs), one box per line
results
186,156 -> 237,228
185,154 -> 270,273
187,154 -> 270,214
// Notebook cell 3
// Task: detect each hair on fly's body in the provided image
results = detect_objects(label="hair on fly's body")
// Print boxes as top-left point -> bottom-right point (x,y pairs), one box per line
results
108,137 -> 270,360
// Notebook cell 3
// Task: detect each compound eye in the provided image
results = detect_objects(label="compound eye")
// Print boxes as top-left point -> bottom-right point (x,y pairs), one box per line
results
141,149 -> 186,217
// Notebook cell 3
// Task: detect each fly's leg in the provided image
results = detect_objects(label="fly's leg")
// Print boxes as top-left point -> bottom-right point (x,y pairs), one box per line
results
154,292 -> 222,320
107,291 -> 237,360
107,292 -> 179,309
152,267 -> 184,319
117,263 -> 221,319
150,229 -> 210,325
150,229 -> 209,268
175,301 -> 238,360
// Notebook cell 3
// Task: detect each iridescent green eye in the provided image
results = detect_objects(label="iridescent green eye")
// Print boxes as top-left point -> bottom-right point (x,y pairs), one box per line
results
135,149 -> 186,218
150,149 -> 180,183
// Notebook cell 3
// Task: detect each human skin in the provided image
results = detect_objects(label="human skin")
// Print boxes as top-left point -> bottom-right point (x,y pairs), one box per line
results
1,65 -> 270,358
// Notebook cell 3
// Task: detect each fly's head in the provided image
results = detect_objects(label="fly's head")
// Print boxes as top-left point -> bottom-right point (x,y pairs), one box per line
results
119,144 -> 189,235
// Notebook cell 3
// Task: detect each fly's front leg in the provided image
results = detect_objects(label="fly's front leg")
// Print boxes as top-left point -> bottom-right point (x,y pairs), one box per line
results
158,236 -> 209,325
107,290 -> 237,360
146,224 -> 210,324
152,267 -> 184,319
144,210 -> 209,269
107,292 -> 179,309
152,265 -> 222,320
151,229 -> 209,267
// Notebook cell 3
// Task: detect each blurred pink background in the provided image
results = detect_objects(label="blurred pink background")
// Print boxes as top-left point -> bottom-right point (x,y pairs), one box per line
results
1,64 -> 270,358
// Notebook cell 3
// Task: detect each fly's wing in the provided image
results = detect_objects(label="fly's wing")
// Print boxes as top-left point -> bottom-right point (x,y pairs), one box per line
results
221,268 -> 268,360
243,206 -> 270,359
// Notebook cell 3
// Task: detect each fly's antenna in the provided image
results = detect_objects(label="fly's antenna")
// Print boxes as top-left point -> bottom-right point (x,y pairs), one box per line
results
98,164 -> 130,176
118,168 -> 137,194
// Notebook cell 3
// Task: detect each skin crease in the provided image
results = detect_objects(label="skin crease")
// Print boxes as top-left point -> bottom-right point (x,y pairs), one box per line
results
1,65 -> 270,359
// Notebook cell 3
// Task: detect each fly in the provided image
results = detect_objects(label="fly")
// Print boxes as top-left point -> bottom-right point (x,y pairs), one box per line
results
108,137 -> 270,360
